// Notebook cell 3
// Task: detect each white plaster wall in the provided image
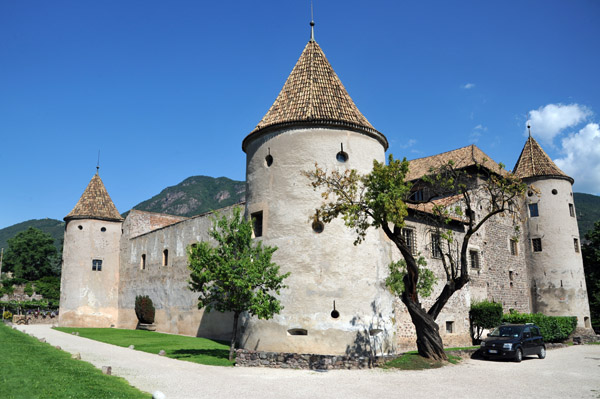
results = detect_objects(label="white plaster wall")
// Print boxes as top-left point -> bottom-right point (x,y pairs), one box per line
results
525,177 -> 592,328
242,127 -> 396,356
59,219 -> 122,327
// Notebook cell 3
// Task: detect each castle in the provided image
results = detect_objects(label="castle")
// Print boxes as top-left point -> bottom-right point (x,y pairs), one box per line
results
59,24 -> 592,355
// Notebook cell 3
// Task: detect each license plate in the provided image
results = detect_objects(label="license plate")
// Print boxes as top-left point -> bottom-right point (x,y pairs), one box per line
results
488,349 -> 498,354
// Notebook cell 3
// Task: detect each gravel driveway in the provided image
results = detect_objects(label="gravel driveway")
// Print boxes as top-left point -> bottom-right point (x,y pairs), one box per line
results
17,325 -> 600,399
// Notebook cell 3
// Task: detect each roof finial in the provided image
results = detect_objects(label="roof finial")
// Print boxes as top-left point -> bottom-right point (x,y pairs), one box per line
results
309,1 -> 315,42
527,123 -> 532,138
96,150 -> 100,175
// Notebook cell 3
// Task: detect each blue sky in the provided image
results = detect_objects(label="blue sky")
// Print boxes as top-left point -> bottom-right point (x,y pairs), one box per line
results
1,0 -> 599,229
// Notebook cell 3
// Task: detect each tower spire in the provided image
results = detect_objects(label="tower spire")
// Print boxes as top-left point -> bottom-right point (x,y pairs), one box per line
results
309,1 -> 315,42
527,123 -> 532,138
96,150 -> 100,175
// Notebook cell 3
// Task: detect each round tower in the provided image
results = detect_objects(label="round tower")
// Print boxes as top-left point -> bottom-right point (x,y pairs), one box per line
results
513,133 -> 592,330
240,24 -> 396,356
59,170 -> 124,327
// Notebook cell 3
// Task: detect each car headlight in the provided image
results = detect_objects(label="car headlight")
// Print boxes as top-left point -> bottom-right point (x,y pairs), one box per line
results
503,343 -> 513,350
480,341 -> 486,347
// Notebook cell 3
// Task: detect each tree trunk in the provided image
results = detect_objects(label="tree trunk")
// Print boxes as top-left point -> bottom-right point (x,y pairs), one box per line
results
229,311 -> 239,361
402,292 -> 447,361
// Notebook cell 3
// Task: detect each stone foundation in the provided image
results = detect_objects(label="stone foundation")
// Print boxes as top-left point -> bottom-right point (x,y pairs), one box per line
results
235,349 -> 395,369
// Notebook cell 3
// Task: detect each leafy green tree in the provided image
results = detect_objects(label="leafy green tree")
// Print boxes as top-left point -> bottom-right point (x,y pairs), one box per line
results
582,220 -> 600,331
305,155 -> 525,360
469,300 -> 503,342
187,207 -> 289,361
3,228 -> 59,281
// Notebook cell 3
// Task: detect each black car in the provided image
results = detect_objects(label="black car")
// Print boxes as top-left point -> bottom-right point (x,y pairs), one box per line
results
480,323 -> 546,362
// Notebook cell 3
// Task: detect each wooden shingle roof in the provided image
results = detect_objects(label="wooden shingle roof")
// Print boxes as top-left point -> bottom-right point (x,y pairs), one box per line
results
406,144 -> 504,181
65,173 -> 123,222
242,39 -> 387,151
513,136 -> 572,182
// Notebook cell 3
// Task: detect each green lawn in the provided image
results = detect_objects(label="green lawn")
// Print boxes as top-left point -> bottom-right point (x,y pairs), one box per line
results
0,323 -> 150,399
54,327 -> 234,366
382,352 -> 461,370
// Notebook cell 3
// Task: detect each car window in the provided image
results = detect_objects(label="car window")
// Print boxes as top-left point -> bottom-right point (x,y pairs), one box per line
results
523,327 -> 530,334
490,326 -> 520,338
532,327 -> 540,336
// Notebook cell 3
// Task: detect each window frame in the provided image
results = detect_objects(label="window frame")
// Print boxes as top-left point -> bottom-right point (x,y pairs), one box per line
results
431,233 -> 443,259
528,203 -> 539,217
92,259 -> 103,272
401,227 -> 417,256
532,238 -> 542,252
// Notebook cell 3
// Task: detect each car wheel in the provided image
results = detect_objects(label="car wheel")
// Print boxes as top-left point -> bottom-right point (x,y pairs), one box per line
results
538,346 -> 546,359
515,348 -> 523,363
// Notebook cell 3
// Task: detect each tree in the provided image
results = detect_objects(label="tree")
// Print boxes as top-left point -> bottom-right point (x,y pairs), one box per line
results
582,220 -> 600,332
3,227 -> 59,281
187,207 -> 289,361
305,155 -> 525,360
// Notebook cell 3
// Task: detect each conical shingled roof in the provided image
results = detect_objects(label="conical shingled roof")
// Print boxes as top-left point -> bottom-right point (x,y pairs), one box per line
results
513,136 -> 572,182
65,172 -> 124,222
242,39 -> 387,151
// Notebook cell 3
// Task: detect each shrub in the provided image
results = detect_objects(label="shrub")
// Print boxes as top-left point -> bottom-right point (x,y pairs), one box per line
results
135,295 -> 155,324
469,300 -> 503,342
3,311 -> 13,320
24,282 -> 34,297
502,311 -> 577,342
34,277 -> 60,300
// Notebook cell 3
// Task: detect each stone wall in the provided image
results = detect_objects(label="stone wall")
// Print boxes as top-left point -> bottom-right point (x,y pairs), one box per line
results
117,206 -> 237,339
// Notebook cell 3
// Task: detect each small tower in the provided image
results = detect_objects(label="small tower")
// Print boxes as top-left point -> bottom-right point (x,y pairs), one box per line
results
241,22 -> 395,355
59,170 -> 124,327
513,133 -> 592,330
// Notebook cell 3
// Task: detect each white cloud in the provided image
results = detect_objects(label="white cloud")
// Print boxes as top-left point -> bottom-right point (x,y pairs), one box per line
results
555,123 -> 600,195
526,103 -> 591,143
469,125 -> 487,143
398,139 -> 417,149
462,83 -> 475,89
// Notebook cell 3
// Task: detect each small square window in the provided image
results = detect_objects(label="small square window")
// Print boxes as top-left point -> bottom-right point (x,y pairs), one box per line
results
574,238 -> 579,253
532,238 -> 542,252
510,239 -> 518,256
431,234 -> 442,258
446,321 -> 454,334
402,228 -> 417,255
251,211 -> 263,238
469,250 -> 480,269
92,259 -> 102,271
528,203 -> 539,217
569,203 -> 575,217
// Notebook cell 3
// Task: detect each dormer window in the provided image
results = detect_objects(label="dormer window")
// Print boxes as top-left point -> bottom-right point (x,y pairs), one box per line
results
411,190 -> 424,202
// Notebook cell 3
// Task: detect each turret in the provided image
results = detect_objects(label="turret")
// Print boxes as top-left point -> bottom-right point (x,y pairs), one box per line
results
240,22 -> 395,355
59,170 -> 123,327
514,133 -> 592,330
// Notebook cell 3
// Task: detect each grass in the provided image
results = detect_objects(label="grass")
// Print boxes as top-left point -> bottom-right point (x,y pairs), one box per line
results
54,327 -> 234,366
0,323 -> 150,399
382,352 -> 462,370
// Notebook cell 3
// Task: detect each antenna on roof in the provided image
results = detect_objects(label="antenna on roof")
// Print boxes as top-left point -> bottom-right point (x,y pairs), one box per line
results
96,150 -> 100,175
310,1 -> 315,42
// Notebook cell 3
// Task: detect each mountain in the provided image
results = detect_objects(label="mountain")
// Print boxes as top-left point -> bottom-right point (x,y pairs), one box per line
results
574,192 -> 600,239
0,219 -> 65,252
128,175 -> 246,217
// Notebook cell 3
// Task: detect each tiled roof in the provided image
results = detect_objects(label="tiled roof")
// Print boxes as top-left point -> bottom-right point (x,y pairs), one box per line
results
65,173 -> 123,222
407,194 -> 465,223
513,136 -> 572,182
243,39 -> 387,151
406,145 -> 504,181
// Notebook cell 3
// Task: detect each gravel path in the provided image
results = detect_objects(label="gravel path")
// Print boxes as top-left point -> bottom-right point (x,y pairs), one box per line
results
17,325 -> 600,399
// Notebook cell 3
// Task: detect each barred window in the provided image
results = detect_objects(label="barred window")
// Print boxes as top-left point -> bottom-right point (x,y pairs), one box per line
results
532,238 -> 542,252
401,228 -> 417,255
431,234 -> 443,258
469,250 -> 480,269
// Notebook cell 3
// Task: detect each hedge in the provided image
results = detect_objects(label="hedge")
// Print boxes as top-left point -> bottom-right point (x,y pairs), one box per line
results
0,300 -> 59,314
470,300 -> 503,342
502,311 -> 577,342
